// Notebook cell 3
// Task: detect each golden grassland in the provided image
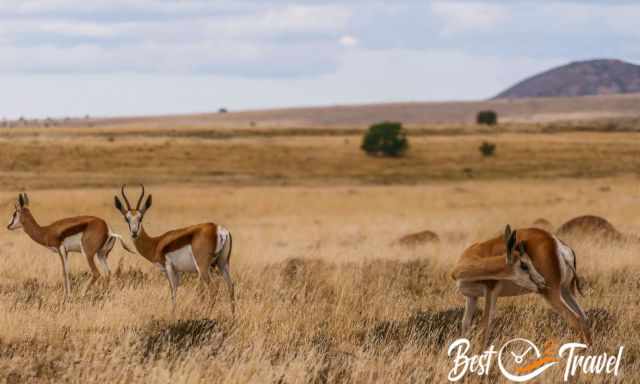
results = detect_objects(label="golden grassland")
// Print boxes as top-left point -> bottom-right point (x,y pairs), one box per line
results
0,179 -> 638,383
3,129 -> 640,190
0,117 -> 640,382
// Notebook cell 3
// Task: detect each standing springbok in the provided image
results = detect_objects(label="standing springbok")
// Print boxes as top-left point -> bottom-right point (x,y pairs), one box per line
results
114,184 -> 235,314
7,192 -> 134,301
451,225 -> 591,347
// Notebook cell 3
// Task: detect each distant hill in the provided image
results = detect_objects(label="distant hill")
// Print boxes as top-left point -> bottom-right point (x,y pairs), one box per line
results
54,93 -> 640,130
495,59 -> 640,99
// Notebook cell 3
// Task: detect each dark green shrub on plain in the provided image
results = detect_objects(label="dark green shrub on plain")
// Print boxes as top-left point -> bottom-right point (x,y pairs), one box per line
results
479,141 -> 496,157
361,121 -> 408,157
477,110 -> 498,125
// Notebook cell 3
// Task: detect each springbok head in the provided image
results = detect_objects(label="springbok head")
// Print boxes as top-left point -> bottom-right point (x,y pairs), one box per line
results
504,224 -> 547,292
7,192 -> 29,230
114,184 -> 152,239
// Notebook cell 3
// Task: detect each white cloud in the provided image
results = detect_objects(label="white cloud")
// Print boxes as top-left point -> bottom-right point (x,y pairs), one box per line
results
0,3 -> 351,76
593,4 -> 640,37
0,40 -> 340,77
203,5 -> 351,39
0,47 -> 567,119
431,1 -> 509,36
339,35 -> 358,47
0,1 -> 638,117
0,0 -> 233,16
40,21 -> 117,38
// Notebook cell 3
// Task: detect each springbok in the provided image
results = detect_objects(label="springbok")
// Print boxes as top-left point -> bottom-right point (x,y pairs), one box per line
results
114,184 -> 235,314
451,225 -> 591,348
7,192 -> 133,301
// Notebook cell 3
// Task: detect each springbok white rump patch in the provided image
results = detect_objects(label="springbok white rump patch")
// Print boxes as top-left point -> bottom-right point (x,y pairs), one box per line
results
216,226 -> 230,254
553,236 -> 575,285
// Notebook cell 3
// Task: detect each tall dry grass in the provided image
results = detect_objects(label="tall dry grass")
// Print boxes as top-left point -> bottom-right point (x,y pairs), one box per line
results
0,179 -> 638,382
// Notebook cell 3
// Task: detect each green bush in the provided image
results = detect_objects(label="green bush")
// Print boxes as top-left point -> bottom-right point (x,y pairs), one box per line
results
479,141 -> 496,157
477,110 -> 498,125
361,121 -> 408,157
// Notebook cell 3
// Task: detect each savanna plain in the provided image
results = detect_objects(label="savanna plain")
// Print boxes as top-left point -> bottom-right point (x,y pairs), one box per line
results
0,112 -> 639,383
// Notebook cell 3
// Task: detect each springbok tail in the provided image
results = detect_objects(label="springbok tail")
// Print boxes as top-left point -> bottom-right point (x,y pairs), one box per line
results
560,285 -> 588,321
572,275 -> 585,297
110,233 -> 136,254
226,232 -> 233,266
105,235 -> 117,253
565,251 -> 585,297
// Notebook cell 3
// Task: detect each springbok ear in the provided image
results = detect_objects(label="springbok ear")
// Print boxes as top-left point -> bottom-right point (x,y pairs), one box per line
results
504,224 -> 512,243
504,224 -> 517,265
18,193 -> 25,208
22,193 -> 29,206
518,241 -> 527,257
142,194 -> 152,213
114,196 -> 125,214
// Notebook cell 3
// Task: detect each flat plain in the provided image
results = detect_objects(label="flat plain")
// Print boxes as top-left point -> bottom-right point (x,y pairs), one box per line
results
0,110 -> 639,383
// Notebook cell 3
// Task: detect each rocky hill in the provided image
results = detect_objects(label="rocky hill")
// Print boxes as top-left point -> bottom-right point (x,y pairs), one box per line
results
495,59 -> 640,99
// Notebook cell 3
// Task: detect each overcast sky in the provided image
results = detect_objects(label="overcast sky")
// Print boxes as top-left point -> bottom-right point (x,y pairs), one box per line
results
0,0 -> 639,118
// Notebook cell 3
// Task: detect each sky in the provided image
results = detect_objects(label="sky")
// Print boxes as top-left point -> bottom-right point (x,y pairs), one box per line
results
0,0 -> 639,118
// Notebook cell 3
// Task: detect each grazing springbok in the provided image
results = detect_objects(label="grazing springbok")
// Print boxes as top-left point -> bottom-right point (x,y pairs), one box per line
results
451,225 -> 591,347
114,184 -> 235,314
7,192 -> 133,301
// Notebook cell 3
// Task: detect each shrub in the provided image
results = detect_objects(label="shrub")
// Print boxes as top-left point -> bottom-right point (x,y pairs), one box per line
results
479,141 -> 496,157
218,108 -> 228,113
477,110 -> 498,125
361,121 -> 409,157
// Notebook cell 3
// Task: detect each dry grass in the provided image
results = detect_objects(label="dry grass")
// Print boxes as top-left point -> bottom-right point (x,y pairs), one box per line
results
3,131 -> 640,190
0,179 -> 638,383
1,115 -> 639,382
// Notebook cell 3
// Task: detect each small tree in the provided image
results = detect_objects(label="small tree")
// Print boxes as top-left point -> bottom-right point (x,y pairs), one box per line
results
218,108 -> 228,114
479,141 -> 496,157
477,110 -> 498,125
361,121 -> 408,157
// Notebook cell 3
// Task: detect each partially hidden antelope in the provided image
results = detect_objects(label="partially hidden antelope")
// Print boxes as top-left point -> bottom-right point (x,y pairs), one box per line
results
451,225 -> 591,348
114,184 -> 235,314
7,192 -> 134,301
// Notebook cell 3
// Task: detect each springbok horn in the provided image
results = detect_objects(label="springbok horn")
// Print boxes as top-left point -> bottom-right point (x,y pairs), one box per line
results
135,184 -> 145,210
121,184 -> 132,210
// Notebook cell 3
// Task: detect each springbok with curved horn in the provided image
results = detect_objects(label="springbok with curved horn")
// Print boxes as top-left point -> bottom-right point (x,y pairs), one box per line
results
114,184 -> 235,314
7,192 -> 134,301
452,225 -> 591,347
